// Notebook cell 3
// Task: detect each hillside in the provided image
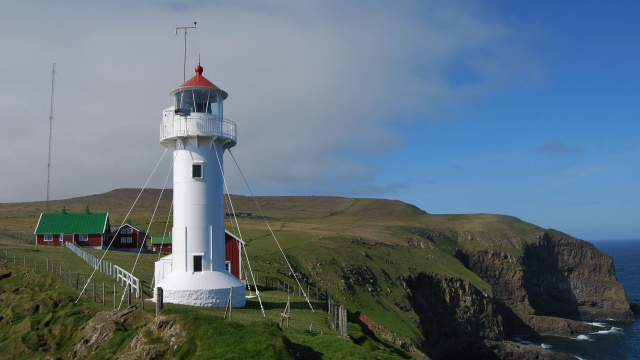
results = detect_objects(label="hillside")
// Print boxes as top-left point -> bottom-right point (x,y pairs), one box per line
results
0,189 -> 634,359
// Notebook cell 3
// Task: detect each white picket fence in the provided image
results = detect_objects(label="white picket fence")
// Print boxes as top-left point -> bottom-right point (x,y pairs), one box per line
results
65,242 -> 140,298
114,264 -> 140,298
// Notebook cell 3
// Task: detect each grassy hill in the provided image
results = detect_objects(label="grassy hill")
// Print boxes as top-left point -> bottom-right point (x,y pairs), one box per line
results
0,189 -> 572,359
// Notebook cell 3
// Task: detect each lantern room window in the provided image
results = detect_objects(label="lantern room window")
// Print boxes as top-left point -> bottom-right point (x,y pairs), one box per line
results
174,89 -> 223,116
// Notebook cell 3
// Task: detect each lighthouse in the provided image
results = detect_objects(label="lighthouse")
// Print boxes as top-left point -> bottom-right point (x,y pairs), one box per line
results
154,64 -> 246,307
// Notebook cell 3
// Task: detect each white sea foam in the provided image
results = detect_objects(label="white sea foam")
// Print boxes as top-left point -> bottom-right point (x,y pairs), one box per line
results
575,334 -> 593,341
586,322 -> 608,327
540,343 -> 552,349
595,326 -> 623,336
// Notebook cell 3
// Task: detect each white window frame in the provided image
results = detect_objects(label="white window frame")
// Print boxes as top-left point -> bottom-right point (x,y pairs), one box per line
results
121,237 -> 133,244
44,234 -> 53,242
79,234 -> 88,242
225,261 -> 231,273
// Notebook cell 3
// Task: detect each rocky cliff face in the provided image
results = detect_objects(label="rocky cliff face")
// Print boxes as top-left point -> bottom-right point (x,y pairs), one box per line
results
456,231 -> 633,337
400,272 -> 581,359
402,272 -> 502,357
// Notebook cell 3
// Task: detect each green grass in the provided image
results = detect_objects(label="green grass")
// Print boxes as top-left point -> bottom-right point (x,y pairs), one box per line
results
0,241 -> 418,359
0,189 -> 571,358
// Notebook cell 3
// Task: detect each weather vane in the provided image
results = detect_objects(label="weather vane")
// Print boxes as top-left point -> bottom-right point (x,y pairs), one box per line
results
176,22 -> 197,82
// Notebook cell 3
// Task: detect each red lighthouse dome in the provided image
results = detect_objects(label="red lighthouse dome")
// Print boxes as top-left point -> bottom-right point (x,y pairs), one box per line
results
172,64 -> 228,99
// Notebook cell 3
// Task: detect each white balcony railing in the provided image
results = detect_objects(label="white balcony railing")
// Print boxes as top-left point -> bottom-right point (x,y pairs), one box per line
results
160,110 -> 237,145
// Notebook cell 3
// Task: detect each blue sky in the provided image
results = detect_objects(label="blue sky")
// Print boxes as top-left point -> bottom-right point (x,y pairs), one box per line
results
0,1 -> 638,240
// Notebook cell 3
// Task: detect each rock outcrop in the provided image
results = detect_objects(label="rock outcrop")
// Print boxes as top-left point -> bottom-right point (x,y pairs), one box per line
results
456,232 -> 633,337
402,272 -> 502,357
72,306 -> 183,360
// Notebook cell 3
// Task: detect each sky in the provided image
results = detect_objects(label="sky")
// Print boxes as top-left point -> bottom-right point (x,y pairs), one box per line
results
1,1 -> 638,241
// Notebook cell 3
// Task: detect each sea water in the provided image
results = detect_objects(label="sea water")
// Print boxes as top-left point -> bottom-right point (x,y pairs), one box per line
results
524,239 -> 640,359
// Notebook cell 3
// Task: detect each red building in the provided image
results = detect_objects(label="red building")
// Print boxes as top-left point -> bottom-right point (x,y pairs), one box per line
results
109,222 -> 146,251
151,234 -> 172,253
225,231 -> 245,280
34,207 -> 110,248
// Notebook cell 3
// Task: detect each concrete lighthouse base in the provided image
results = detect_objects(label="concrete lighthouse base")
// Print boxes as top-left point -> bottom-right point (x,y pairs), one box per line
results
154,259 -> 246,307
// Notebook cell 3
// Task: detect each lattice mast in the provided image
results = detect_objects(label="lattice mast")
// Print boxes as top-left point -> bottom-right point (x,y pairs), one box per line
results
47,63 -> 56,212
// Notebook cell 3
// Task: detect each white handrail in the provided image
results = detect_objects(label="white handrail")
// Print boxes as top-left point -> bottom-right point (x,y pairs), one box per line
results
160,111 -> 237,143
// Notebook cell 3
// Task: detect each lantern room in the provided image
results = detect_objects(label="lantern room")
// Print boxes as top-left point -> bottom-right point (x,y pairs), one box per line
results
169,64 -> 229,117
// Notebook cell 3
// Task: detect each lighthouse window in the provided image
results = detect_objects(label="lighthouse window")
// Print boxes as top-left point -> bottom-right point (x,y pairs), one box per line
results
192,163 -> 203,178
193,89 -> 210,113
175,90 -> 194,115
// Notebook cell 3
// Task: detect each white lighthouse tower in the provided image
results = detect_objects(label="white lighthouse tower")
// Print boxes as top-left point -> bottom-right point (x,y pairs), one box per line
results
154,64 -> 246,307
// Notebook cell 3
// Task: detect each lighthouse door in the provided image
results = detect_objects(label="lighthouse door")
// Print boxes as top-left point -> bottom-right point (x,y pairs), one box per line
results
193,255 -> 203,272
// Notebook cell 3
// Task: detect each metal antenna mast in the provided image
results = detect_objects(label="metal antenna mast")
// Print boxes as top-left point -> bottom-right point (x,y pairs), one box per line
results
176,22 -> 197,82
47,63 -> 56,212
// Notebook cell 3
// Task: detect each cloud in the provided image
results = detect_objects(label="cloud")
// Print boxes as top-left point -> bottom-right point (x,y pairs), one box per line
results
0,1 -> 536,202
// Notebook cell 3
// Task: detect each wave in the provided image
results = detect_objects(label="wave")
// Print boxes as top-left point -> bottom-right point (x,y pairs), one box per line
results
595,326 -> 624,336
575,334 -> 594,341
586,322 -> 608,327
540,343 -> 552,349
571,326 -> 624,342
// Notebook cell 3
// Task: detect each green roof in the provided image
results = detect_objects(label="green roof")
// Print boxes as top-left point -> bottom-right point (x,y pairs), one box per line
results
151,235 -> 172,245
34,208 -> 109,235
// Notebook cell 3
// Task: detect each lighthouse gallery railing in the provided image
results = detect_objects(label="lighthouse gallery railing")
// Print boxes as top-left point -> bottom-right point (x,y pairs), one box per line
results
160,111 -> 237,143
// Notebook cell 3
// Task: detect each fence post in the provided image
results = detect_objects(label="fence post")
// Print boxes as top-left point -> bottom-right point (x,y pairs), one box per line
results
156,287 -> 163,316
339,306 -> 348,338
103,283 -> 105,306
113,284 -> 116,309
76,273 -> 79,290
23,255 -> 25,267
93,282 -> 96,303
127,284 -> 131,306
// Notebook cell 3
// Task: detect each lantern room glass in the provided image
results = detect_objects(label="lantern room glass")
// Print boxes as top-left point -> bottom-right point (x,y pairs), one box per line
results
174,89 -> 223,116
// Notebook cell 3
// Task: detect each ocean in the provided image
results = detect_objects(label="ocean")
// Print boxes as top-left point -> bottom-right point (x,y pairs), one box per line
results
522,239 -> 640,360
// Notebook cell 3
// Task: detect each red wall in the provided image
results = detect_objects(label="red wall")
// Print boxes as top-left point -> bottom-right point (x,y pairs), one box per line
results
36,234 -> 62,246
37,233 -> 103,247
152,244 -> 172,253
77,234 -> 103,247
225,233 -> 241,279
